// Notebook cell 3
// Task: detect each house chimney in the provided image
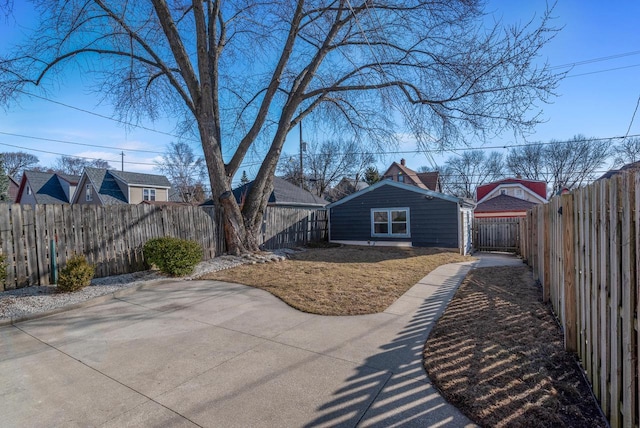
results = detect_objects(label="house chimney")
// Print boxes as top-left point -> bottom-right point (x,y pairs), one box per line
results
400,158 -> 406,166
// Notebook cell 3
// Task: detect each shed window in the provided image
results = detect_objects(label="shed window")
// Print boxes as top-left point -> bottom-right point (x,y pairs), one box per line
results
86,184 -> 93,201
371,208 -> 410,237
143,188 -> 156,201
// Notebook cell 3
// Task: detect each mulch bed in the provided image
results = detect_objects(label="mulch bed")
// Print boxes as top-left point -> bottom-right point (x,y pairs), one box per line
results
423,265 -> 607,428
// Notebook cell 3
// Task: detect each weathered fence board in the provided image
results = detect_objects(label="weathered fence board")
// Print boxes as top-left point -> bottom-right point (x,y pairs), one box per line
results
473,217 -> 521,252
0,204 -> 327,290
519,171 -> 639,427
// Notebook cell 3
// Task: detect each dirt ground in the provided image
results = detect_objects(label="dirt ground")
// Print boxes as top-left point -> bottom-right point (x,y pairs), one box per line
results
202,245 -> 469,315
423,265 -> 607,428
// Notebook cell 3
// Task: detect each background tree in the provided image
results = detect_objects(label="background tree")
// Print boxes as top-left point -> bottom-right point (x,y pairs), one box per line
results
613,137 -> 640,166
156,142 -> 207,203
240,170 -> 250,186
544,135 -> 611,193
301,140 -> 374,197
364,166 -> 381,185
439,151 -> 504,198
505,143 -> 547,181
1,152 -> 39,177
0,1 -> 561,253
506,135 -> 611,194
53,156 -> 111,175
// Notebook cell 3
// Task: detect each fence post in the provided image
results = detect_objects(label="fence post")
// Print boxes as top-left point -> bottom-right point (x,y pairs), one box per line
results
562,193 -> 577,352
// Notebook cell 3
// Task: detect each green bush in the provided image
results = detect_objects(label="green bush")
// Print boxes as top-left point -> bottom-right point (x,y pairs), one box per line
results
57,255 -> 95,293
143,237 -> 202,276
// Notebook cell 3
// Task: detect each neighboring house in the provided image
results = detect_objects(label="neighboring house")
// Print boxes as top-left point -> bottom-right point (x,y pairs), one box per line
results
227,176 -> 329,209
598,160 -> 640,180
8,176 -> 20,202
327,180 -> 474,255
325,177 -> 369,202
16,171 -> 80,205
381,159 -> 441,192
72,168 -> 172,205
474,177 -> 547,218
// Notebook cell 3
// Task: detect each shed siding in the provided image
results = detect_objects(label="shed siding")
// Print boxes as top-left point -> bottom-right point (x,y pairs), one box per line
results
330,185 -> 459,247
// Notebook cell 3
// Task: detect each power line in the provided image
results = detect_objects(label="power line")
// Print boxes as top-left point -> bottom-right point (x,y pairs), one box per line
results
16,89 -> 198,143
565,63 -> 640,79
550,49 -> 640,70
0,131 -> 164,154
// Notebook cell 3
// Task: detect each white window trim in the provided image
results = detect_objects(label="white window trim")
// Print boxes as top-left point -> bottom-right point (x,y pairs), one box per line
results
371,207 -> 410,238
85,184 -> 93,201
143,188 -> 156,201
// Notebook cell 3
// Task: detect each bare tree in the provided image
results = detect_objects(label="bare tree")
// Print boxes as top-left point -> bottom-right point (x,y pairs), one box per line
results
544,135 -> 611,193
1,151 -> 39,177
0,0 -> 562,253
439,151 -> 504,198
505,143 -> 547,181
53,156 -> 111,175
613,137 -> 640,166
156,142 -> 207,203
306,140 -> 374,197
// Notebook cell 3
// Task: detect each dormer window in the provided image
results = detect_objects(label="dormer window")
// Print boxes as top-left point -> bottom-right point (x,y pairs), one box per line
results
86,184 -> 93,201
501,189 -> 507,195
143,188 -> 156,201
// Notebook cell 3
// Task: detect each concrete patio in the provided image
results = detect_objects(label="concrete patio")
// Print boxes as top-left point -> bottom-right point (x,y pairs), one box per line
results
0,253 -> 522,427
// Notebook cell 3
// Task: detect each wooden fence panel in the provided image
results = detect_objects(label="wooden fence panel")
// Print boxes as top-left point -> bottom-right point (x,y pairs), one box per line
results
521,171 -> 639,427
473,217 -> 521,252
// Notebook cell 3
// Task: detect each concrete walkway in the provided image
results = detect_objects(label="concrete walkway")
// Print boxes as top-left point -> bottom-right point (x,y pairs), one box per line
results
0,253 -> 523,427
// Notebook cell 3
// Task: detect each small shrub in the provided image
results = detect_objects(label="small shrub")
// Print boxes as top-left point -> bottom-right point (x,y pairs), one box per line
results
57,255 -> 95,293
143,237 -> 202,276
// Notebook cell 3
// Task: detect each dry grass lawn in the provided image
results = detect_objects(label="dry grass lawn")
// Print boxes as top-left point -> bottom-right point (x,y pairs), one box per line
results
202,245 -> 469,315
423,265 -> 607,428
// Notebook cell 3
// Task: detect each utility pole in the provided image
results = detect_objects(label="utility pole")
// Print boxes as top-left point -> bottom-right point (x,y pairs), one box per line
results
120,151 -> 125,171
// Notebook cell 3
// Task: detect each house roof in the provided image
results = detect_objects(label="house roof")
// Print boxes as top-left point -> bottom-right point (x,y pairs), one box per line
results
82,168 -> 128,205
382,161 -> 440,190
18,171 -> 74,204
228,176 -> 329,207
474,194 -> 537,213
598,160 -> 640,180
110,170 -> 171,188
327,179 -> 471,209
476,177 -> 547,202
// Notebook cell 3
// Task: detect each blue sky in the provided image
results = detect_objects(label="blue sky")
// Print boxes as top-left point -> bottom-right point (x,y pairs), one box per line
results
1,1 -> 640,185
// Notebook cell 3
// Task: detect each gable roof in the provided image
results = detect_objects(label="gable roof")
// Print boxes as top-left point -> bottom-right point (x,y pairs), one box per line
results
80,168 -> 128,205
327,179 -> 470,209
109,170 -> 171,188
230,176 -> 329,207
474,194 -> 537,213
476,177 -> 547,202
17,171 -> 77,204
381,161 -> 440,191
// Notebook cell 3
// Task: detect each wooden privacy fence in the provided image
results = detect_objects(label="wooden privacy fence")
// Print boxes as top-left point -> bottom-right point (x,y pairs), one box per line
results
520,171 -> 639,428
0,204 -> 327,291
473,217 -> 521,252
260,207 -> 327,249
0,204 -> 223,290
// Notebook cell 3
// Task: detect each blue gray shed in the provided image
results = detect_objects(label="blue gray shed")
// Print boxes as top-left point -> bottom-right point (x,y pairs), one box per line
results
327,180 -> 474,254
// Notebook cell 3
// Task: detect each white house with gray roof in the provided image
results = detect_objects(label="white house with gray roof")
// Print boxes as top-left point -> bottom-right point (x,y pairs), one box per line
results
72,168 -> 172,205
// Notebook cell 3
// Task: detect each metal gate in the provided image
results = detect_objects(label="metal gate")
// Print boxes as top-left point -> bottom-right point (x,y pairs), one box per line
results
473,218 -> 521,252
